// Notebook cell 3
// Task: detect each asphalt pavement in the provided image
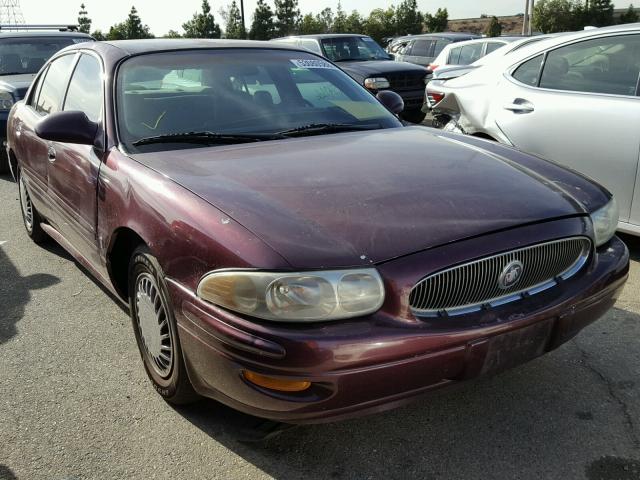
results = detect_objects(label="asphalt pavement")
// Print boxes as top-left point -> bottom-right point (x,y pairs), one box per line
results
0,171 -> 639,480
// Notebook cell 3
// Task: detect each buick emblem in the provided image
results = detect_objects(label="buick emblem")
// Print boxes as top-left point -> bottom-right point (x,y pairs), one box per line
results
498,260 -> 524,289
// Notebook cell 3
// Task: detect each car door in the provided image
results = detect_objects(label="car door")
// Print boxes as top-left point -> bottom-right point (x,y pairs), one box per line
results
15,53 -> 77,221
45,52 -> 104,263
492,33 -> 640,225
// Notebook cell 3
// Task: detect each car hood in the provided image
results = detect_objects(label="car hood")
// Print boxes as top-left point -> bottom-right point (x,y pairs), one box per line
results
0,73 -> 36,100
338,59 -> 428,78
130,127 -> 586,269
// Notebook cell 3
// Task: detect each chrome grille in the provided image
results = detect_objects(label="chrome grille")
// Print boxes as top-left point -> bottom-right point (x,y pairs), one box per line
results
409,237 -> 592,317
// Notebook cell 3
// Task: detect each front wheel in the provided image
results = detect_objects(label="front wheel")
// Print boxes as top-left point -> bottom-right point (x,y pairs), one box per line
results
400,109 -> 427,124
128,246 -> 199,405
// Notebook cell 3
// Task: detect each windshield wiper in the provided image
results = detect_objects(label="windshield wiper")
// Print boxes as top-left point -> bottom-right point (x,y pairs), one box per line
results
0,71 -> 25,76
132,131 -> 284,147
277,123 -> 381,137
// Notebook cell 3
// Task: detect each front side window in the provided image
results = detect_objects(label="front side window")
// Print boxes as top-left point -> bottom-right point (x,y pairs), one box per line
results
35,54 -> 76,115
63,54 -> 103,122
539,34 -> 640,96
300,39 -> 322,55
320,36 -> 389,62
0,36 -> 88,75
512,54 -> 544,86
117,49 -> 402,152
433,39 -> 452,57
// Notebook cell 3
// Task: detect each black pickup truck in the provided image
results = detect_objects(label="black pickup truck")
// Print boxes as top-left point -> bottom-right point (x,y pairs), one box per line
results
273,34 -> 430,123
0,27 -> 93,174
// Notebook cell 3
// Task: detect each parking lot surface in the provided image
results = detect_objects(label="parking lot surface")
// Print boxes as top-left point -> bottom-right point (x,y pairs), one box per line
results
0,172 -> 639,480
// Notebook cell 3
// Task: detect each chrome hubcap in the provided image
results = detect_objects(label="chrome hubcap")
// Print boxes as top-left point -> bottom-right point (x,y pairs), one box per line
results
19,174 -> 33,232
135,273 -> 173,378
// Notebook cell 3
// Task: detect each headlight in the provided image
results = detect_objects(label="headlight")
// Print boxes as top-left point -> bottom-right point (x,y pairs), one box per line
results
0,91 -> 14,111
591,197 -> 618,247
364,77 -> 390,90
197,269 -> 385,322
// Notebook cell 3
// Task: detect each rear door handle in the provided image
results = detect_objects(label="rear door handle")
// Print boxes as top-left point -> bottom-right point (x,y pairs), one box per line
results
503,99 -> 535,113
47,146 -> 56,162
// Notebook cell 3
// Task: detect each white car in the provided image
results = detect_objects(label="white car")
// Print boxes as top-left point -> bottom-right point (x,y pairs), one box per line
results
429,36 -> 520,71
428,24 -> 640,235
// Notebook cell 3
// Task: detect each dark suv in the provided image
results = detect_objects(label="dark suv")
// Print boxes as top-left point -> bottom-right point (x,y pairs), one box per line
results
273,34 -> 430,123
0,26 -> 93,174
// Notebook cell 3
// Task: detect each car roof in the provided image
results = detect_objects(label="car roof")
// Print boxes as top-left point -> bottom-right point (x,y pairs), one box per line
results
0,30 -> 92,39
411,32 -> 479,39
74,38 -> 306,56
275,34 -> 370,40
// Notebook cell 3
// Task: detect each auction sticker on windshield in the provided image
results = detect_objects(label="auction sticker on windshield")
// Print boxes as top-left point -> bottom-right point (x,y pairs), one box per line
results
290,59 -> 336,69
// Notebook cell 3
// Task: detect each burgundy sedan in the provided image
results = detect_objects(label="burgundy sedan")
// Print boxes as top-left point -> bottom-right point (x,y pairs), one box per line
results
6,40 -> 629,423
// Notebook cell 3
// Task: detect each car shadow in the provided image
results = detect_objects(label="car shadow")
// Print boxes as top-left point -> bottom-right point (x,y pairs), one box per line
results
0,465 -> 17,480
172,301 -> 640,479
0,172 -> 15,184
0,246 -> 59,345
619,233 -> 639,262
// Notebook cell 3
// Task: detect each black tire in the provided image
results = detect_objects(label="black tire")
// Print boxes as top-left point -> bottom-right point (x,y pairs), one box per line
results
128,246 -> 199,405
18,170 -> 48,243
400,109 -> 427,124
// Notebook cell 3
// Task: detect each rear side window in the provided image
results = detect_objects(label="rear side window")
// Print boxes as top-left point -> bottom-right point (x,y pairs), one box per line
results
63,54 -> 103,122
410,39 -> 433,57
539,34 -> 640,96
448,46 -> 463,65
35,54 -> 76,115
512,54 -> 544,86
433,39 -> 451,57
300,39 -> 321,55
486,42 -> 504,54
458,44 -> 484,65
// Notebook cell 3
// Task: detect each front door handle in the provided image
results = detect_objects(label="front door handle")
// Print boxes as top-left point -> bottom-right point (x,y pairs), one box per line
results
504,99 -> 535,113
47,146 -> 56,162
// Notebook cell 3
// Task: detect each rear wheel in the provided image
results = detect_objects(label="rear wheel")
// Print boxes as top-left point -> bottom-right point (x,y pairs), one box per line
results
400,109 -> 427,124
128,246 -> 199,405
18,170 -> 48,243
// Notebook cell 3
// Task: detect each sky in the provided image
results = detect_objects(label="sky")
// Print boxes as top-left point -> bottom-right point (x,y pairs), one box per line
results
16,0 -> 630,35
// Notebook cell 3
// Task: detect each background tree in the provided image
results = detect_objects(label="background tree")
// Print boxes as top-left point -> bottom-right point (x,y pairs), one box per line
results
317,7 -> 334,33
183,0 -> 222,38
364,7 -> 396,43
424,7 -> 448,33
587,0 -> 614,26
620,3 -> 639,22
91,29 -> 106,40
224,0 -> 246,38
78,3 -> 92,34
107,6 -> 154,40
345,10 -> 364,34
395,0 -> 423,35
299,13 -> 323,34
533,0 -> 578,33
164,30 -> 182,38
249,0 -> 276,39
333,2 -> 348,32
484,16 -> 502,36
274,0 -> 301,36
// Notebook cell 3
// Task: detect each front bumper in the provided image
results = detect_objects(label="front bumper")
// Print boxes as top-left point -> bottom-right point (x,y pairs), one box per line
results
168,226 -> 629,424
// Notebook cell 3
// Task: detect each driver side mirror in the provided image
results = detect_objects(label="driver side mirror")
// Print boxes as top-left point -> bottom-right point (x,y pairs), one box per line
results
35,110 -> 99,145
376,90 -> 404,115
388,53 -> 395,60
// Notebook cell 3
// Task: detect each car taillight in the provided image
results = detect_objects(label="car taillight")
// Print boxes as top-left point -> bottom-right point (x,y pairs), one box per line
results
428,91 -> 445,104
429,64 -> 439,70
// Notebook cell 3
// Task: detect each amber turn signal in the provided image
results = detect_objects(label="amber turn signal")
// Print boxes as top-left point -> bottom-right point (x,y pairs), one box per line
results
243,370 -> 311,392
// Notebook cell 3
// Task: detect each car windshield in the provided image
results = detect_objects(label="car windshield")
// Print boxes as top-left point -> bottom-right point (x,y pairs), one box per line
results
321,37 -> 390,62
117,49 -> 402,152
0,36 -> 90,75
